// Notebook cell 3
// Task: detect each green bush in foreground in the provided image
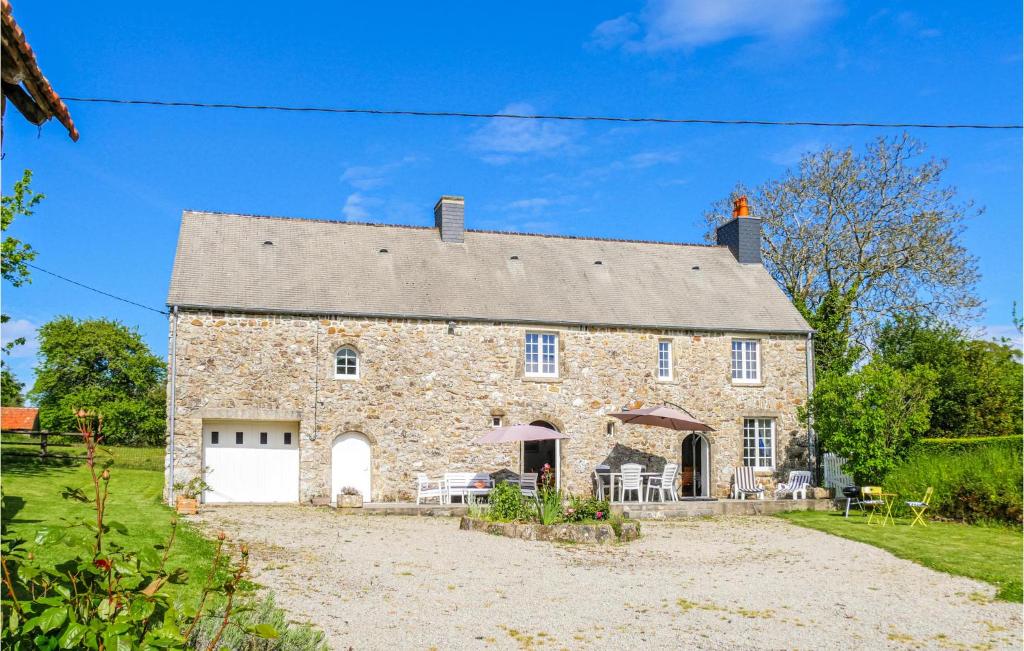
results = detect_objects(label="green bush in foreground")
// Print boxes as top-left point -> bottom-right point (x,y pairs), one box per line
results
884,442 -> 1023,524
487,482 -> 531,522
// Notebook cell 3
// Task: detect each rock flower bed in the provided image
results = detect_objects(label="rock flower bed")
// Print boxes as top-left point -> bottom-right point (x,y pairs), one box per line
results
460,470 -> 641,544
459,516 -> 640,544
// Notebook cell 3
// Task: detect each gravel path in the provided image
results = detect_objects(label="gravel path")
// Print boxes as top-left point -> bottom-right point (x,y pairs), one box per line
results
195,507 -> 1021,650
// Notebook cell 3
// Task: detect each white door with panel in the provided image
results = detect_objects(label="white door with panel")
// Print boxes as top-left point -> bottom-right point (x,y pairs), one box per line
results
331,433 -> 372,504
202,421 -> 299,503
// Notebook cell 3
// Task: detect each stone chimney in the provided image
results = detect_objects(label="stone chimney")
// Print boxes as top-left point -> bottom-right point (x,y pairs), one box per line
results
434,195 -> 465,243
715,195 -> 762,264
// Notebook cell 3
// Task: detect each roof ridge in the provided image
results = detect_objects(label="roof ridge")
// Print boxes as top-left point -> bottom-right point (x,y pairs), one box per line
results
182,209 -> 722,249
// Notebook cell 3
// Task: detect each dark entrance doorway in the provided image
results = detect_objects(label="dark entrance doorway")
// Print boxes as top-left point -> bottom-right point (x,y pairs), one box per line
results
680,433 -> 710,498
522,420 -> 560,488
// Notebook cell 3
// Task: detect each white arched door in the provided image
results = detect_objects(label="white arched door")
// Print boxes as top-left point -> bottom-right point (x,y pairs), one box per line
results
331,433 -> 371,504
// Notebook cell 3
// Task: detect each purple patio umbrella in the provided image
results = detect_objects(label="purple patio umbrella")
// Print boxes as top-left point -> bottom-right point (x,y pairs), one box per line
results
608,404 -> 714,432
475,424 -> 570,444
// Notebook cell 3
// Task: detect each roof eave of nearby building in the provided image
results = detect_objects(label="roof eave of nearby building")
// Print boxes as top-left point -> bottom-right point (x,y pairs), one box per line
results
166,302 -> 813,335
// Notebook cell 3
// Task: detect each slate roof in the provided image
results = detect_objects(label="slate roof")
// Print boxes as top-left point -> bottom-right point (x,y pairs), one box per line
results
1,407 -> 39,431
167,211 -> 811,334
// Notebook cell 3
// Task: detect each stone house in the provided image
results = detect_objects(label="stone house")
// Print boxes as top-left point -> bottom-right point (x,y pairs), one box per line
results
165,195 -> 813,504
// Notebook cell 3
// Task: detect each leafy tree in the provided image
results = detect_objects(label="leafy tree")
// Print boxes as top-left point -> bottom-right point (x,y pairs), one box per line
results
1,366 -> 24,406
2,170 -> 43,407
29,317 -> 166,445
803,361 -> 938,483
704,135 -> 981,373
876,317 -> 1023,439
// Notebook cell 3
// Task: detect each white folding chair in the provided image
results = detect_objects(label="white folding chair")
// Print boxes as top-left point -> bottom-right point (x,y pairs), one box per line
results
732,467 -> 765,500
518,472 -> 538,499
774,470 -> 813,500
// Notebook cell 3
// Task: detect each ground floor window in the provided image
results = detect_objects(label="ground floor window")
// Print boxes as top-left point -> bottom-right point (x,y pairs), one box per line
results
742,418 -> 775,469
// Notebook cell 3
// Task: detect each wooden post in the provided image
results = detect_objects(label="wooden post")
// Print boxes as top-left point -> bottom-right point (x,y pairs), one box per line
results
39,432 -> 48,458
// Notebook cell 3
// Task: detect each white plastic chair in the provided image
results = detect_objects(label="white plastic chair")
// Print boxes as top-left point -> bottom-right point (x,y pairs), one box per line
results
775,470 -> 812,500
618,463 -> 644,503
645,463 -> 679,502
415,473 -> 444,504
518,473 -> 538,499
732,467 -> 765,500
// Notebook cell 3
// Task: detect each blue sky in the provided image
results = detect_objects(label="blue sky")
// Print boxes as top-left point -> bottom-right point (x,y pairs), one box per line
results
3,0 -> 1021,389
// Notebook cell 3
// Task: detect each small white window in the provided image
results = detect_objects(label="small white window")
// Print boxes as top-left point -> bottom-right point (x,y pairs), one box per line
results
657,340 -> 672,380
743,418 -> 775,469
492,416 -> 503,428
335,347 -> 359,379
606,422 -> 615,436
731,339 -> 760,382
525,332 -> 558,377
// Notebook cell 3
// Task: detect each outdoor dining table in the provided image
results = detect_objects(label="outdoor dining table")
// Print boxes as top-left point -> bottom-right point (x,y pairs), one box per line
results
600,471 -> 662,503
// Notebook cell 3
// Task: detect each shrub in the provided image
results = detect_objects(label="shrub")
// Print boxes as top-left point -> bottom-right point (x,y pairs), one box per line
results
487,482 -> 529,522
563,495 -> 610,523
188,593 -> 327,650
883,442 -> 1023,524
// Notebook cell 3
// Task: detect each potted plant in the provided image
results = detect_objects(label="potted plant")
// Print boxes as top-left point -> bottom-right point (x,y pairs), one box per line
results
337,486 -> 363,509
173,473 -> 211,515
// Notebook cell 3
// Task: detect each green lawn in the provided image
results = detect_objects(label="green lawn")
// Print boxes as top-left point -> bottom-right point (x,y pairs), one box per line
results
1,448 -> 218,603
779,510 -> 1023,602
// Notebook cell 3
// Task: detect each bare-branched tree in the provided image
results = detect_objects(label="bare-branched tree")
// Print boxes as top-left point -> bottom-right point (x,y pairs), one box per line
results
704,134 -> 982,374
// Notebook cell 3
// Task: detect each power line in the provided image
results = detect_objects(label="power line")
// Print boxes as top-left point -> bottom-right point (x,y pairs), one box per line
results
26,263 -> 169,315
62,96 -> 1022,130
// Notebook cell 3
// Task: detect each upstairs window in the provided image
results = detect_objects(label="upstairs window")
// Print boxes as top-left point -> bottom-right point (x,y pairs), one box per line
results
658,340 -> 672,380
492,416 -> 503,428
335,347 -> 359,379
731,339 -> 760,383
743,418 -> 775,469
525,332 -> 558,378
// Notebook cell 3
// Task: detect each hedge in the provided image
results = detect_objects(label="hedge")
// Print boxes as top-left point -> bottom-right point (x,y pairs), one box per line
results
912,435 -> 1023,455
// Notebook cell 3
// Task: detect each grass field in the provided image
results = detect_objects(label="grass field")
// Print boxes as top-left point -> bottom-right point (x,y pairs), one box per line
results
1,448 -> 218,603
779,510 -> 1023,602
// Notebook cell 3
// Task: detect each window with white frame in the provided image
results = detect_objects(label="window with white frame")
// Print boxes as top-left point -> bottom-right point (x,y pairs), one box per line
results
524,332 -> 558,377
742,418 -> 775,469
731,339 -> 760,382
492,415 -> 503,428
335,347 -> 359,378
657,340 -> 672,379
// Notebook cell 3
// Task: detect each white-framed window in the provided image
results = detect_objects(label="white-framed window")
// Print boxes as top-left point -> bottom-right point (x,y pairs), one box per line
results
525,332 -> 558,377
335,347 -> 359,379
743,418 -> 775,469
492,415 -> 503,428
657,340 -> 672,380
731,339 -> 760,382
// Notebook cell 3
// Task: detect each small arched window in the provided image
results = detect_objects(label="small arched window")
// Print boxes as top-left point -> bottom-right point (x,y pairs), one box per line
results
335,347 -> 359,379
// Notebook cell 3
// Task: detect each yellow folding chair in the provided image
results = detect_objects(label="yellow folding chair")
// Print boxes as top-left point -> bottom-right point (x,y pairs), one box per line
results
905,487 -> 933,527
861,486 -> 885,524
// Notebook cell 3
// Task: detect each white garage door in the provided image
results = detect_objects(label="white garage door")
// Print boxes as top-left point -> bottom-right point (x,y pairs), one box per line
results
202,421 -> 299,503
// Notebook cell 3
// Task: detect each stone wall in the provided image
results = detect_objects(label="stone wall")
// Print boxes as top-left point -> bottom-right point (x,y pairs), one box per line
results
167,311 -> 809,502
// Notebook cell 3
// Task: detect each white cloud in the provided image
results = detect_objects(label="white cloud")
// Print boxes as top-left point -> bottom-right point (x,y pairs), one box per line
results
504,198 -> 553,211
627,150 -> 681,168
2,319 -> 39,359
975,325 -> 1023,351
341,193 -> 383,221
592,0 -> 841,52
340,156 -> 419,191
469,103 -> 576,163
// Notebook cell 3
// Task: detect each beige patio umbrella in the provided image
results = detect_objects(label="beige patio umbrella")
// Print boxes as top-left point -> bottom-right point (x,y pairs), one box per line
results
608,404 -> 714,431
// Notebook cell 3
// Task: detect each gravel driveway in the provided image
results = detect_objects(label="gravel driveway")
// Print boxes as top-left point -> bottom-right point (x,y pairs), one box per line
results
195,507 -> 1021,650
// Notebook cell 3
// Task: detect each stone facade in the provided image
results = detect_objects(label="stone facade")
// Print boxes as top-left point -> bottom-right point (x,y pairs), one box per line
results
167,310 -> 810,502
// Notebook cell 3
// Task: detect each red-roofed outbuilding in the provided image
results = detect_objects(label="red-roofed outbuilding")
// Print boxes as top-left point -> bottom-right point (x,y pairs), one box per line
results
1,406 -> 39,432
